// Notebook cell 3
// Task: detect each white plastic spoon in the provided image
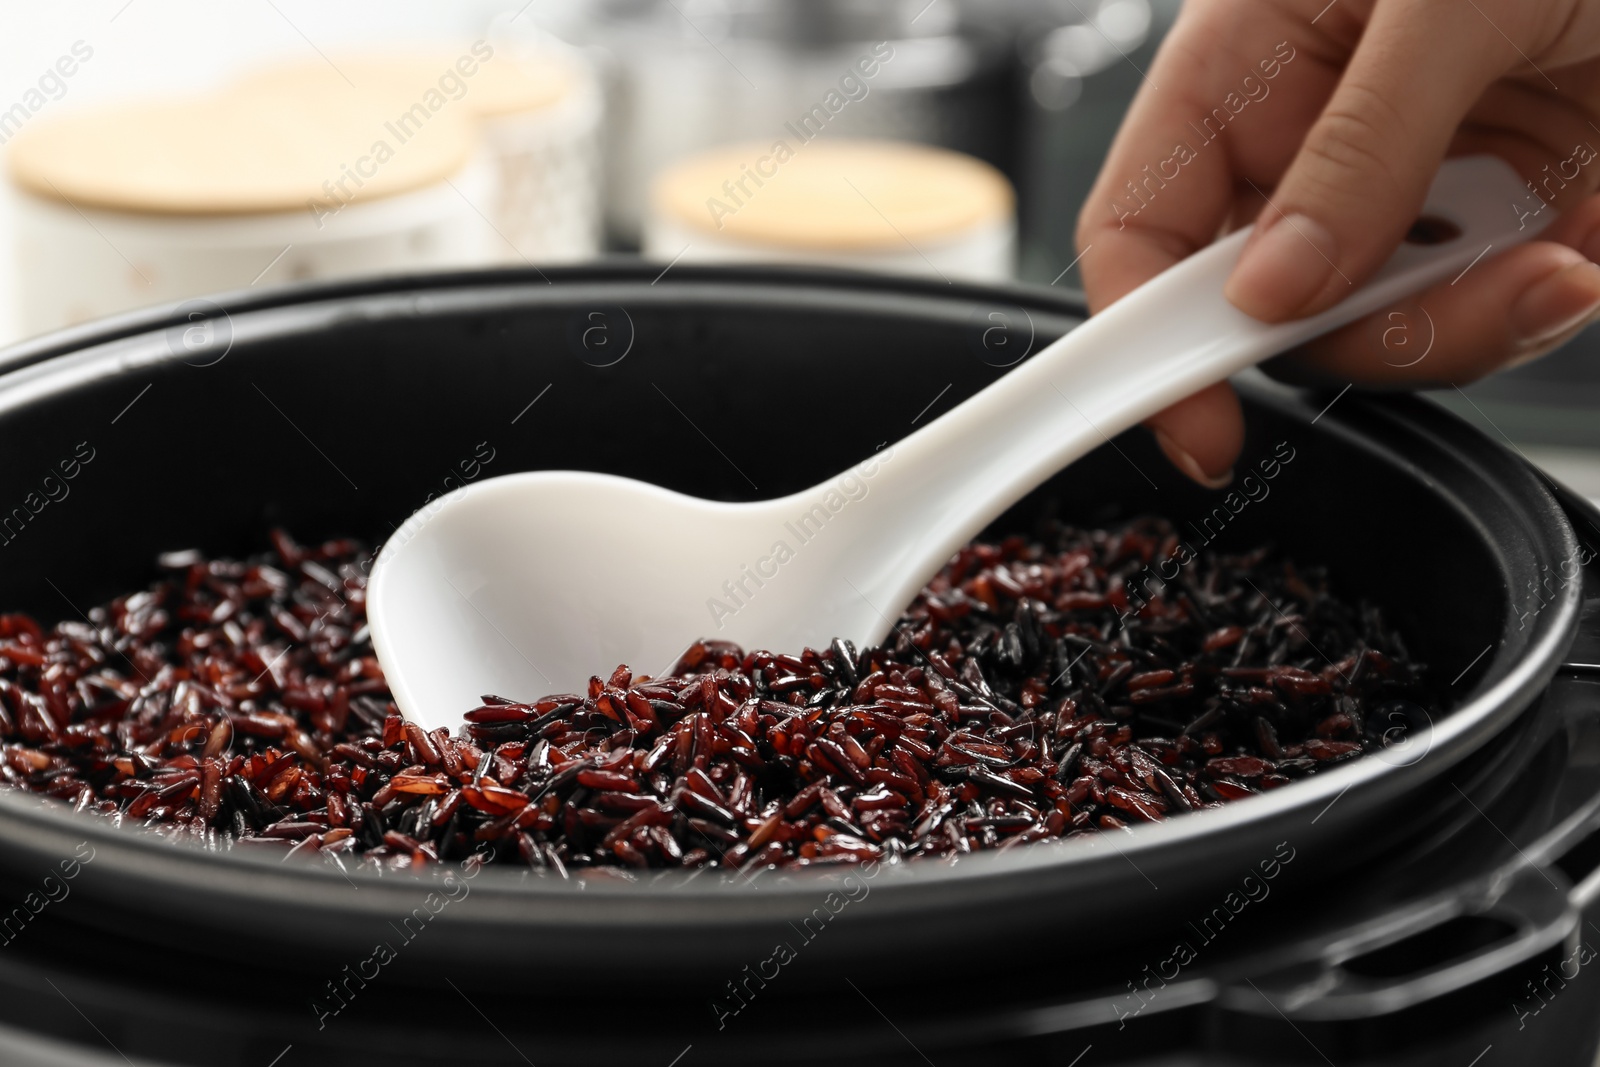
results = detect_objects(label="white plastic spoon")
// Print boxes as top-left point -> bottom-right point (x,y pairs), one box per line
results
371,157 -> 1547,730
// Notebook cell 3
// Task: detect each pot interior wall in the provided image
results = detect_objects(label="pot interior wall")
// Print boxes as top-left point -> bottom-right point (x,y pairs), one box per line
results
0,275 -> 1503,697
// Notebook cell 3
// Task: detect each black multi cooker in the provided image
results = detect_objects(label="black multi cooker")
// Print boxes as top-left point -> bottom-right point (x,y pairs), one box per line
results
0,266 -> 1593,1066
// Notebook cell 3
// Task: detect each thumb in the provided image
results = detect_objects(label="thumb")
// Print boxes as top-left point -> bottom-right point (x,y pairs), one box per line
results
1224,5 -> 1514,322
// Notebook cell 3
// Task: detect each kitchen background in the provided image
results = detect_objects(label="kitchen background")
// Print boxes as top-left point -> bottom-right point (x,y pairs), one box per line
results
0,0 -> 1592,499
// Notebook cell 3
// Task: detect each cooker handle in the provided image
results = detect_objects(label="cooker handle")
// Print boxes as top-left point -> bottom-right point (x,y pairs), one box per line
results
1218,863 -> 1579,1022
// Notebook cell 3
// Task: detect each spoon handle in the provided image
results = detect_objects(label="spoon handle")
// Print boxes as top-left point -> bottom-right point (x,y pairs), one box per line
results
1008,155 -> 1548,433
830,156 -> 1548,642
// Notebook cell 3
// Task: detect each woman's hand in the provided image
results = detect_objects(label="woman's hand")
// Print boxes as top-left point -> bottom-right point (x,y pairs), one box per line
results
1076,0 -> 1600,486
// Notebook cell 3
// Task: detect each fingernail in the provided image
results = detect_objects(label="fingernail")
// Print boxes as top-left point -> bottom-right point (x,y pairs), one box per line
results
1225,213 -> 1339,322
1155,430 -> 1233,489
1509,259 -> 1600,350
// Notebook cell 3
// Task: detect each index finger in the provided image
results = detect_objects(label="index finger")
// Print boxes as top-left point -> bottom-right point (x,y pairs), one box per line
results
1075,1 -> 1338,311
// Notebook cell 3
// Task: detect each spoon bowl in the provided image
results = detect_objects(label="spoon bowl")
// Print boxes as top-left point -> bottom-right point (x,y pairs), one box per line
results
372,157 -> 1548,729
372,468 -> 891,706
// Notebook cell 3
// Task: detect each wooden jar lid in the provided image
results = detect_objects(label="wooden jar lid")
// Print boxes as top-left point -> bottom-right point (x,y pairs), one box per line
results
8,76 -> 477,216
240,48 -> 576,120
651,139 -> 1014,250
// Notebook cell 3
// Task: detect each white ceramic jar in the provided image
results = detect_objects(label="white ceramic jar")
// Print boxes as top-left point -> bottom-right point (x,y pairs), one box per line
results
469,44 -> 604,264
644,139 -> 1015,282
6,78 -> 489,337
242,42 -> 604,265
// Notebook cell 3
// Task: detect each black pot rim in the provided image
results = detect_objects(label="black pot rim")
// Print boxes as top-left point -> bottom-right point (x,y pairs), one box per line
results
0,263 -> 1580,934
